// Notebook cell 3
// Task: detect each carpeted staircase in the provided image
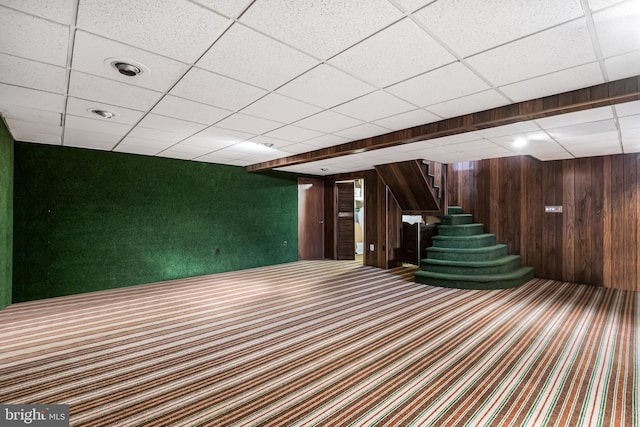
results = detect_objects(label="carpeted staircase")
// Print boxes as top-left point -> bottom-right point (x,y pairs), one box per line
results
415,206 -> 534,290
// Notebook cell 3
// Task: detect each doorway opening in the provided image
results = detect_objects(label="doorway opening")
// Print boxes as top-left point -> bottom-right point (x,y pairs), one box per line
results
336,178 -> 365,264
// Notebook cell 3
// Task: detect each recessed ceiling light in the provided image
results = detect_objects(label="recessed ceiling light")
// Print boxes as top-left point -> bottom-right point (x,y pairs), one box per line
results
104,57 -> 150,77
512,137 -> 528,148
89,109 -> 116,119
321,168 -> 328,171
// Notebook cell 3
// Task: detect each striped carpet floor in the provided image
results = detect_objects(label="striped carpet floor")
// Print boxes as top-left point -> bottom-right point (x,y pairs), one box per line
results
0,260 -> 637,426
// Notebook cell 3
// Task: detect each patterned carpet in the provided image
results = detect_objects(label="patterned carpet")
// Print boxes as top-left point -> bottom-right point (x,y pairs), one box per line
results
0,260 -> 637,426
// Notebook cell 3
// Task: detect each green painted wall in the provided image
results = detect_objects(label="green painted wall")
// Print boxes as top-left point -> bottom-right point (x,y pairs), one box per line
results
0,121 -> 13,309
13,143 -> 298,302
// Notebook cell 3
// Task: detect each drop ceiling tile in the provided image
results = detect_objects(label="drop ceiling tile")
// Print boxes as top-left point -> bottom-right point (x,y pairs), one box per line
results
160,143 -> 214,156
588,0 -> 627,11
593,1 -> 640,58
156,149 -> 197,160
278,142 -> 321,154
500,62 -> 604,102
138,114 -> 208,135
387,62 -> 491,107
64,128 -> 121,150
535,105 -> 615,129
249,135 -> 293,149
304,134 -> 351,148
69,71 -> 162,111
183,127 -> 254,150
215,113 -> 283,134
240,93 -> 322,123
114,136 -> 175,155
170,68 -> 267,111
9,128 -> 61,145
0,7 -> 69,66
72,31 -> 190,92
151,96 -> 231,125
477,122 -> 542,139
0,104 -> 61,126
413,0 -> 583,58
615,100 -> 640,117
76,0 -> 231,63
428,131 -> 484,146
395,0 -> 433,12
372,109 -> 440,131
533,151 -> 574,161
604,50 -> 640,81
189,0 -> 252,17
195,150 -> 244,163
619,114 -> 640,130
466,19 -> 596,86
567,144 -> 622,158
0,53 -> 66,93
276,64 -> 375,108
0,84 -> 65,113
239,0 -> 403,60
555,130 -> 620,146
197,24 -> 318,90
66,97 -> 145,126
128,126 -> 191,144
547,119 -> 618,139
328,18 -> 455,87
264,125 -> 324,142
426,90 -> 510,118
222,141 -> 277,155
0,0 -> 75,24
65,115 -> 132,136
294,110 -> 363,134
332,91 -> 415,122
334,123 -> 390,140
6,118 -> 62,139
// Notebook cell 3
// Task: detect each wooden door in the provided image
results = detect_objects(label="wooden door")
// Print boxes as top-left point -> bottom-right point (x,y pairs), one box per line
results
298,177 -> 325,260
336,181 -> 355,260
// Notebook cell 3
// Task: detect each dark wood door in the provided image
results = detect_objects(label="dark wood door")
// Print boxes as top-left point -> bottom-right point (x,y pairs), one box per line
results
336,181 -> 355,260
298,177 -> 325,260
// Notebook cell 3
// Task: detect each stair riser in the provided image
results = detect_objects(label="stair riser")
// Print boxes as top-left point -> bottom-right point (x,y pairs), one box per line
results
422,258 -> 522,276
427,247 -> 509,262
438,224 -> 484,236
447,206 -> 464,215
414,270 -> 534,290
432,235 -> 496,248
440,214 -> 473,225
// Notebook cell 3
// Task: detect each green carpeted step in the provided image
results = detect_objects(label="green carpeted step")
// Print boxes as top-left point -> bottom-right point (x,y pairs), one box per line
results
432,233 -> 496,249
421,255 -> 522,276
426,244 -> 509,262
437,223 -> 484,236
447,206 -> 464,215
440,214 -> 473,225
414,266 -> 535,290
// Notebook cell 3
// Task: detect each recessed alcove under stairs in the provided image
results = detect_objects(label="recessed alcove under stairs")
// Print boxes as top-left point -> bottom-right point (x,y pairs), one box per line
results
415,206 -> 534,290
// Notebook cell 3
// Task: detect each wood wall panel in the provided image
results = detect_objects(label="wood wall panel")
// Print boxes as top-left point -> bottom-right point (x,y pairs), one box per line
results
447,153 -> 640,291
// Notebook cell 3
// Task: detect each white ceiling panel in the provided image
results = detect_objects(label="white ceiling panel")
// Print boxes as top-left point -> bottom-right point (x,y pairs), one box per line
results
428,132 -> 484,146
555,130 -> 621,146
128,126 -> 191,144
0,54 -> 67,93
6,118 -> 61,139
155,149 -> 196,160
64,128 -> 121,151
239,0 -> 403,60
76,0 -> 231,63
9,128 -> 61,145
567,143 -> 622,157
394,0 -> 433,13
65,115 -> 132,136
114,136 -> 175,155
0,7 -> 69,66
547,119 -> 618,139
500,62 -> 604,102
137,114 -> 208,135
328,18 -> 455,87
335,123 -> 390,140
72,31 -> 190,92
332,91 -> 415,122
413,0 -> 584,58
66,97 -> 145,126
426,90 -> 510,118
215,113 -> 283,135
588,0 -> 628,12
151,96 -> 231,125
615,100 -> 640,117
0,84 -> 65,113
240,93 -> 322,124
0,0 -> 75,24
294,110 -> 363,134
604,50 -> 640,81
467,19 -> 596,86
170,68 -> 267,111
186,126 -> 254,149
533,151 -> 575,161
69,71 -> 162,111
276,64 -> 375,108
304,134 -> 351,148
619,114 -> 640,130
593,1 -> 640,58
189,0 -> 252,18
535,105 -> 615,128
196,24 -> 318,90
0,104 -> 61,126
249,135 -> 294,150
387,62 -> 492,107
278,142 -> 320,154
476,121 -> 541,139
373,109 -> 440,131
264,125 -> 324,142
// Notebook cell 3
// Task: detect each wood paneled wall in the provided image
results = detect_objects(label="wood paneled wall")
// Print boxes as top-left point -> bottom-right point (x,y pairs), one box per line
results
447,154 -> 640,291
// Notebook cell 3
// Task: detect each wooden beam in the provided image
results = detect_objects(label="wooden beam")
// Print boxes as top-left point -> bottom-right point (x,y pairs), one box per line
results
245,75 -> 640,172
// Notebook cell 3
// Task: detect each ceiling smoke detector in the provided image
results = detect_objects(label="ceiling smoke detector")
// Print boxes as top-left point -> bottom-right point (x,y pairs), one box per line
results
89,109 -> 116,119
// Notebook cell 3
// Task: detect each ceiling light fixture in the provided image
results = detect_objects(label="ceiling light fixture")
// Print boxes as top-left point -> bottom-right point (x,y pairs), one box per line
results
113,62 -> 142,76
105,58 -> 149,77
512,137 -> 528,148
89,109 -> 116,119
